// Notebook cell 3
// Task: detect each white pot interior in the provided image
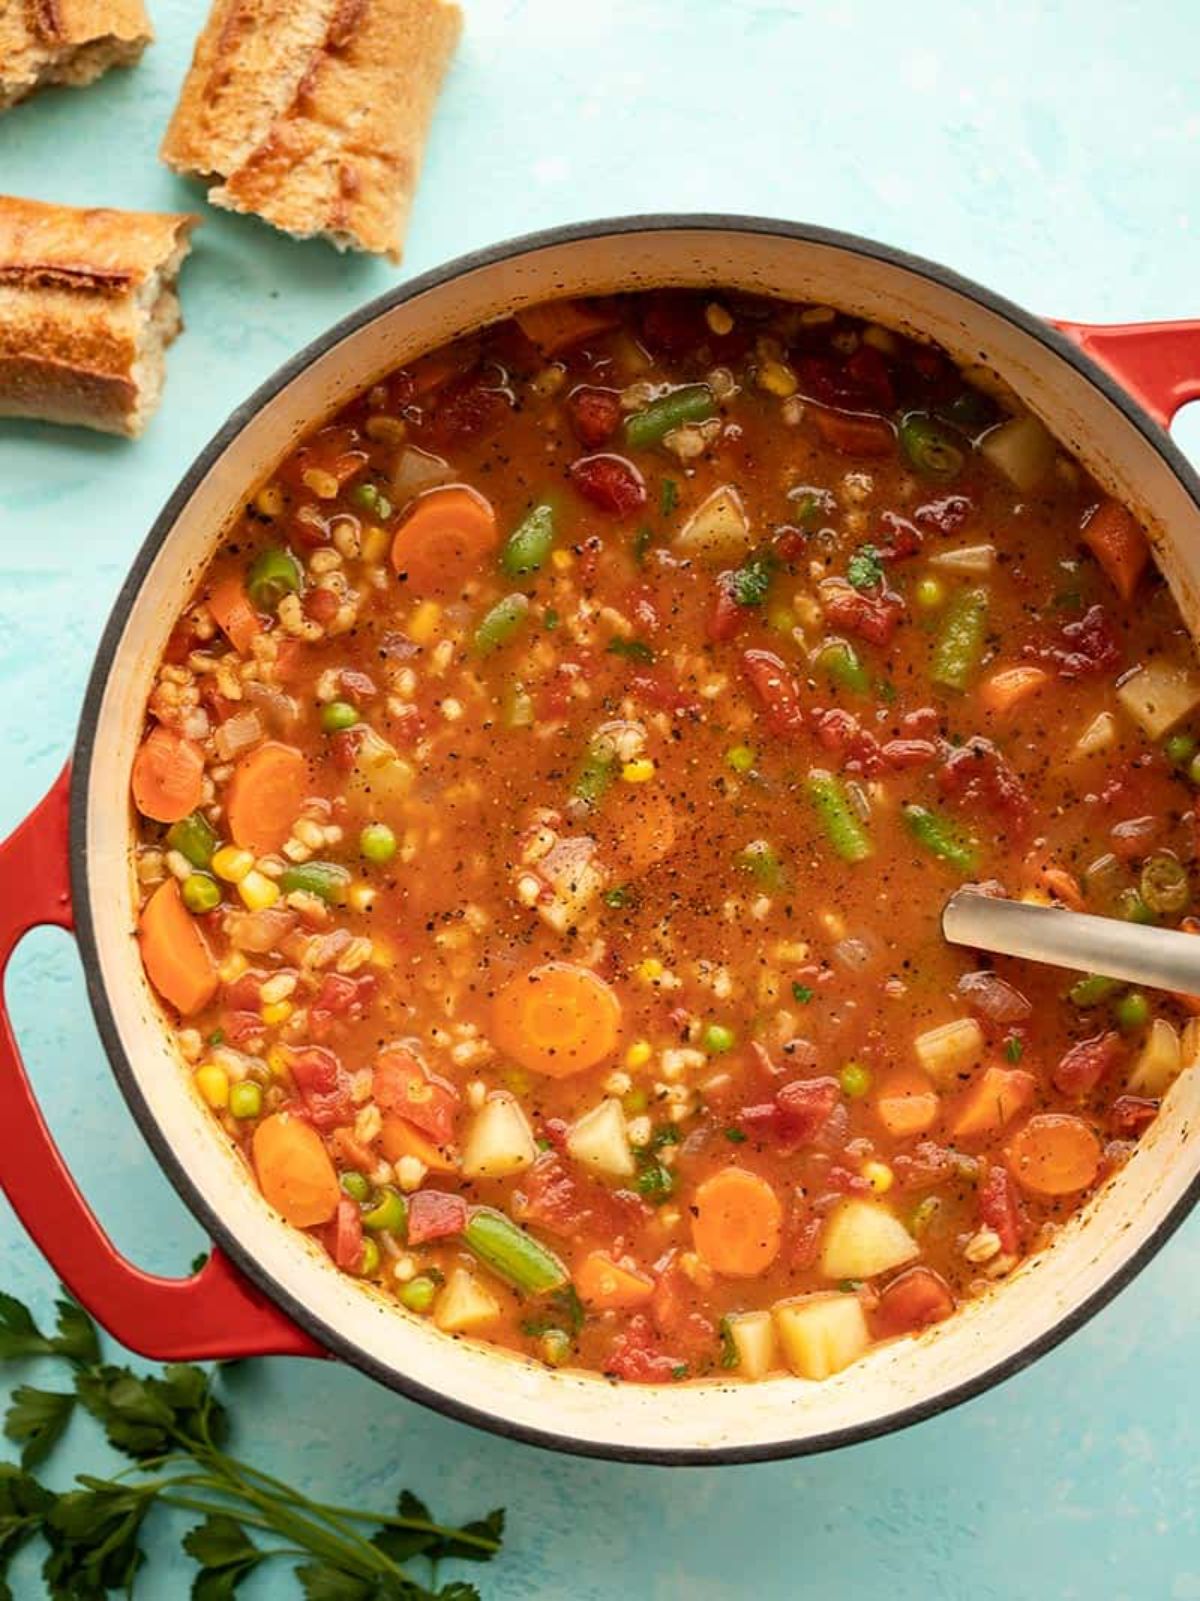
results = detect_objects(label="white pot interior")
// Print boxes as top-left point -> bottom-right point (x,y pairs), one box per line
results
79,222 -> 1200,1458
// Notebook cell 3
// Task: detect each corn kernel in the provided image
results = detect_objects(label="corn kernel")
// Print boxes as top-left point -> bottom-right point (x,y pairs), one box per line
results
863,1161 -> 894,1194
408,600 -> 441,644
218,951 -> 248,985
370,939 -> 396,969
260,1000 -> 293,1026
266,1046 -> 290,1079
757,360 -> 798,398
302,467 -> 340,499
195,1064 -> 229,1109
636,957 -> 664,983
348,882 -> 376,913
361,525 -> 389,564
625,1040 -> 653,1070
621,759 -> 655,784
550,548 -> 574,572
254,484 -> 284,518
238,869 -> 280,910
212,846 -> 254,883
705,302 -> 734,336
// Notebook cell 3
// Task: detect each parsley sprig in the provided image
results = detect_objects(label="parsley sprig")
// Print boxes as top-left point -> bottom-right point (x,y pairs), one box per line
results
0,1289 -> 504,1599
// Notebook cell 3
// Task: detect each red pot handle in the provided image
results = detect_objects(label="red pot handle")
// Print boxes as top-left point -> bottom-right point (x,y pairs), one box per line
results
1054,319 -> 1200,429
0,767 -> 322,1361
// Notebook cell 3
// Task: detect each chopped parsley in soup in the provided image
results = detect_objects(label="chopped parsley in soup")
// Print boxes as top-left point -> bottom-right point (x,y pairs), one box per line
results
131,290 -> 1200,1384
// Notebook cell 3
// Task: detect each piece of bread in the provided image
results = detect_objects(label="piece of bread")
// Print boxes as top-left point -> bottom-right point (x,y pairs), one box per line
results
0,195 -> 197,436
0,0 -> 153,112
160,0 -> 461,262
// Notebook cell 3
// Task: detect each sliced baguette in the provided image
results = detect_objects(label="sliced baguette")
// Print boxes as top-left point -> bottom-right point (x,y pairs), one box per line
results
161,0 -> 461,262
0,0 -> 152,112
0,194 -> 197,436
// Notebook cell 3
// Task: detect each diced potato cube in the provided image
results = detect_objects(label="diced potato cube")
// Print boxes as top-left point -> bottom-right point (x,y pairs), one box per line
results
725,1310 -> 778,1380
1073,711 -> 1117,758
913,1017 -> 985,1086
347,727 -> 413,808
461,1093 -> 537,1180
979,413 -> 1056,491
950,1066 -> 1035,1140
674,485 -> 752,564
1128,1017 -> 1182,1096
929,544 -> 996,575
774,1292 -> 870,1380
1116,661 -> 1200,740
566,1098 -> 635,1178
819,1199 -> 919,1281
434,1269 -> 501,1334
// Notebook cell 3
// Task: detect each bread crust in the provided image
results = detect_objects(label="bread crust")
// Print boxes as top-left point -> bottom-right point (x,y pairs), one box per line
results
161,0 -> 461,261
0,0 -> 153,111
0,195 -> 197,435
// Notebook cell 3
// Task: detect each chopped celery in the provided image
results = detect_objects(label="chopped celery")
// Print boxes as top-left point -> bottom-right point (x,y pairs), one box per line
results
931,586 -> 989,690
902,803 -> 979,873
806,770 -> 872,863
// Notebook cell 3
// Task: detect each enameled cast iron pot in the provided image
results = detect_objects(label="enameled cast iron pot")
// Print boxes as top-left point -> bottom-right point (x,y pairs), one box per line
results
5,216 -> 1200,1465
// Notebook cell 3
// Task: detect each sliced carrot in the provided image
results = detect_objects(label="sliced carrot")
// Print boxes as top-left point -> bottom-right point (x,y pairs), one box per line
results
131,725 -> 205,823
603,784 -> 678,877
380,1114 -> 457,1174
875,1067 -> 940,1139
492,962 -> 621,1077
950,1066 -> 1036,1140
138,879 -> 218,1016
329,1126 -> 377,1174
252,1113 -> 340,1227
1021,853 -> 1085,912
514,299 -> 620,357
691,1168 -> 783,1278
1082,498 -> 1149,602
979,665 -> 1049,715
226,742 -> 309,855
390,485 -> 498,593
574,1250 -> 655,1310
1007,1113 -> 1101,1197
206,575 -> 262,654
811,409 -> 896,457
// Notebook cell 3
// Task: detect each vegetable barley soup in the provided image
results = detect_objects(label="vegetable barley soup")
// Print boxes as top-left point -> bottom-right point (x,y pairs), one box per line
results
132,289 -> 1200,1385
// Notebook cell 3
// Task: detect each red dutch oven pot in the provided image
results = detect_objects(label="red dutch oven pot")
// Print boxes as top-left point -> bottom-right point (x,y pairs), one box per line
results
4,218 -> 1200,1464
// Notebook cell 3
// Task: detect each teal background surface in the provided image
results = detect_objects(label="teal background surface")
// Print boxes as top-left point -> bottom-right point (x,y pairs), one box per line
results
3,1 -> 1200,1594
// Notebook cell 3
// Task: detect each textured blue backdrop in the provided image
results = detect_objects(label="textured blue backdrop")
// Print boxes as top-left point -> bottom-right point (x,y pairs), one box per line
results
3,1 -> 1200,1594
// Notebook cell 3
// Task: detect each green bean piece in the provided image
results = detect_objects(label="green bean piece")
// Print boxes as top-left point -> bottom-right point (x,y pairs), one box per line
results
278,861 -> 352,905
1068,973 -> 1120,1008
1114,991 -> 1150,1032
931,586 -> 989,691
362,1187 -> 407,1235
321,701 -> 360,732
624,384 -> 716,451
398,1275 -> 437,1313
359,822 -> 397,864
1140,852 -> 1190,917
473,593 -> 530,655
500,504 -> 556,576
181,873 -> 221,914
574,741 -> 616,806
464,1207 -> 568,1294
1165,732 -> 1197,767
358,1238 -> 381,1277
806,770 -> 873,863
229,1080 -> 262,1120
735,839 -> 784,888
540,1328 -> 572,1367
902,803 -> 979,873
503,680 -> 536,729
1116,887 -> 1156,924
166,811 -> 218,868
899,415 -> 965,480
351,481 -> 394,521
817,639 -> 871,697
340,1171 -> 371,1203
246,547 -> 303,611
726,744 -> 756,773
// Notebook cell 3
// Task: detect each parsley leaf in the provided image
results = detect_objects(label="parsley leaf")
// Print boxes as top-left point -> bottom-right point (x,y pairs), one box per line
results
636,1161 -> 675,1200
791,982 -> 814,1004
730,554 -> 773,608
4,1386 -> 75,1469
847,544 -> 884,591
633,525 -> 654,563
1004,1036 -> 1025,1063
606,638 -> 655,663
718,1317 -> 740,1370
183,1513 -> 265,1598
660,478 -> 678,517
724,1127 -> 747,1144
603,885 -> 635,909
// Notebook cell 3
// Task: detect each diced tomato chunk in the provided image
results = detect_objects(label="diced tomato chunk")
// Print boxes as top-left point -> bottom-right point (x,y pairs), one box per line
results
310,972 -> 376,1041
875,511 -> 922,559
325,1197 -> 364,1272
742,649 -> 806,736
285,1045 -> 354,1131
604,1313 -> 683,1384
515,1153 -> 646,1240
223,970 -> 266,1010
938,738 -> 1031,834
707,577 -> 745,643
569,454 -> 647,518
978,1163 -> 1023,1255
812,708 -> 884,775
373,1048 -> 459,1145
1109,1094 -> 1159,1137
738,1077 -> 839,1154
873,1266 -> 955,1337
821,578 -> 905,646
915,495 -> 971,534
1053,1031 -> 1124,1097
304,587 -> 340,626
880,737 -> 938,770
428,369 -> 509,447
1029,604 -> 1121,679
568,386 -> 622,448
406,1189 -> 468,1245
812,409 -> 896,457
222,1010 -> 266,1049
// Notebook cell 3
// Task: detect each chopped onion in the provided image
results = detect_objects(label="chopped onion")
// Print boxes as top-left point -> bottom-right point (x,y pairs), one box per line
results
833,934 -> 878,973
390,446 -> 452,504
226,906 -> 297,953
244,681 -> 299,735
214,709 -> 263,761
957,969 -> 1031,1025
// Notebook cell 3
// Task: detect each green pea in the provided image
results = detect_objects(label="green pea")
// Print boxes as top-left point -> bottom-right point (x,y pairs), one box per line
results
362,1187 -> 407,1235
181,873 -> 221,914
1114,992 -> 1150,1033
351,481 -> 394,521
278,861 -> 352,905
839,1061 -> 871,1098
1069,973 -> 1119,1008
359,822 -> 397,865
398,1275 -> 437,1313
229,1080 -> 262,1120
358,1238 -> 381,1277
726,744 -> 756,773
703,1023 -> 735,1054
1189,752 -> 1200,788
473,593 -> 530,655
246,547 -> 303,611
321,701 -> 360,732
1165,732 -> 1197,767
167,811 -> 218,868
623,1087 -> 649,1116
899,415 -> 965,480
340,1171 -> 371,1203
540,1329 -> 572,1367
